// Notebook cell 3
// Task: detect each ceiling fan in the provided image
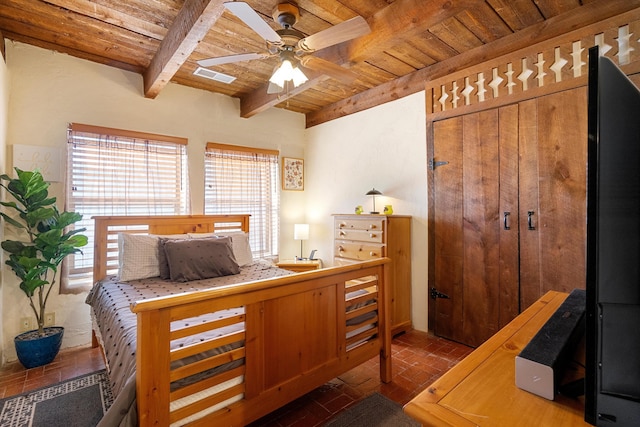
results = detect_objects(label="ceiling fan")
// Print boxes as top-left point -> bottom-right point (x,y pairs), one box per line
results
196,1 -> 371,94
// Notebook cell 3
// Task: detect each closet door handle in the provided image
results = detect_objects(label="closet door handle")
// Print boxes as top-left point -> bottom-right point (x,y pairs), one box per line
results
527,211 -> 536,230
503,212 -> 511,230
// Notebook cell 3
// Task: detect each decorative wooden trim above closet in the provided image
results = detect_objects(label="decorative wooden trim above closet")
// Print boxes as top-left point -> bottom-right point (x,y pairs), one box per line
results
426,8 -> 640,121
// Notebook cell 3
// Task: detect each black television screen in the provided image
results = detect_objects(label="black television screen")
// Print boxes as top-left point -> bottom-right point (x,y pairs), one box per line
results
585,46 -> 640,425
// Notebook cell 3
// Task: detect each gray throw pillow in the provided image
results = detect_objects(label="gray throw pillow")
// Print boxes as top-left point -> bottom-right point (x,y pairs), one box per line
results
163,237 -> 240,282
153,234 -> 190,280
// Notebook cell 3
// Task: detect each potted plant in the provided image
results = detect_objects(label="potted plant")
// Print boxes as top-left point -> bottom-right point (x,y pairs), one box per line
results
0,167 -> 87,368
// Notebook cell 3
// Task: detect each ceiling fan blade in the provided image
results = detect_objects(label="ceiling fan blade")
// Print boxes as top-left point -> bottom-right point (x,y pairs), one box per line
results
197,53 -> 268,67
300,56 -> 358,85
224,2 -> 281,44
298,16 -> 370,52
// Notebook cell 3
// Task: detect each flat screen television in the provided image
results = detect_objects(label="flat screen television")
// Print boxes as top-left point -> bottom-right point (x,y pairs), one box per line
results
585,46 -> 640,425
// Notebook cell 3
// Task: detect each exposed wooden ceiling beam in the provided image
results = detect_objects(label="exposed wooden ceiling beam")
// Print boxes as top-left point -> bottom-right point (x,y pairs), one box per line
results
305,0 -> 640,127
42,0 -> 168,40
143,0 -> 226,99
0,29 -> 5,61
239,0 -> 467,118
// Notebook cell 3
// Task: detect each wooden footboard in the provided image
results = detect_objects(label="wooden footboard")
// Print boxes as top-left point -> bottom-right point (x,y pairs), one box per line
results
90,215 -> 392,427
132,259 -> 391,427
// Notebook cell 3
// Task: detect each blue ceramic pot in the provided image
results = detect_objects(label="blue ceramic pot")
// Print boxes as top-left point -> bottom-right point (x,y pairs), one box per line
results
14,326 -> 64,368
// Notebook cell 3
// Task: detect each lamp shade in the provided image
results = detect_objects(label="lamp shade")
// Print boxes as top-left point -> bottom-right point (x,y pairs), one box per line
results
294,223 -> 309,240
366,188 -> 383,214
269,57 -> 308,90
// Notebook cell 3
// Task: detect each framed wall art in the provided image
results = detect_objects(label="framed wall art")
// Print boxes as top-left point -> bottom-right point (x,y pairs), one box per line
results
282,157 -> 304,191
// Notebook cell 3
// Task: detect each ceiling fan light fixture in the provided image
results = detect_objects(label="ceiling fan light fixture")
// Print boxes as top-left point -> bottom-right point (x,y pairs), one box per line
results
269,58 -> 308,89
269,59 -> 293,88
291,66 -> 308,86
199,2 -> 370,95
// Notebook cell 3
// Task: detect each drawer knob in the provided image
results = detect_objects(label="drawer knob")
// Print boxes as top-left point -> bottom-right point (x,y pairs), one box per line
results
369,251 -> 377,257
338,246 -> 345,252
370,233 -> 377,238
369,224 -> 377,229
339,222 -> 346,229
340,231 -> 346,236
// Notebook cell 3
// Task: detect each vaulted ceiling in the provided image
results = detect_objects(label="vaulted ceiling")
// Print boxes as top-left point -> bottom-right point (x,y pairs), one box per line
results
1,0 -> 638,127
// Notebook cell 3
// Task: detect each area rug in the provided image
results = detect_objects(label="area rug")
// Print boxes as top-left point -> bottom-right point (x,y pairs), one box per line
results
0,369 -> 113,427
324,392 -> 420,427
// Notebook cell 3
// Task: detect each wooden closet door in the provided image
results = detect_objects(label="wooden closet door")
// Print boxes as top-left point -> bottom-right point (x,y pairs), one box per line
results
432,88 -> 588,347
519,87 -> 588,310
432,106 -> 519,347
432,116 -> 464,343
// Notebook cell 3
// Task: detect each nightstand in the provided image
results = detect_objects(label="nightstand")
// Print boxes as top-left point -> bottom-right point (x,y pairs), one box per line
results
276,259 -> 322,272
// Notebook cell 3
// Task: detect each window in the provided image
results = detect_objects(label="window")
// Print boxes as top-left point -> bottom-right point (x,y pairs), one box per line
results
64,123 -> 190,292
204,143 -> 279,259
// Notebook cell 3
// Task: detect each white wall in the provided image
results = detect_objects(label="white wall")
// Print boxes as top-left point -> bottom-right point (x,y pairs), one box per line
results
305,93 -> 429,331
1,41 -> 307,363
0,43 -> 10,365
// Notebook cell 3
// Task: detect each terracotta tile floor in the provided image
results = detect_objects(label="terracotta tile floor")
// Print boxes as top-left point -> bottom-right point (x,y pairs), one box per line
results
0,330 -> 472,426
0,344 -> 105,399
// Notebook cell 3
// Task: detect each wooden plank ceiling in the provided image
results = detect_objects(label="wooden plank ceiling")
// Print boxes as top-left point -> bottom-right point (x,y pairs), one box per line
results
1,0 -> 638,127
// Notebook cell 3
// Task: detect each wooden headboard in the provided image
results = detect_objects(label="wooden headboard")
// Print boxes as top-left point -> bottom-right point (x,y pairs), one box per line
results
91,214 -> 250,284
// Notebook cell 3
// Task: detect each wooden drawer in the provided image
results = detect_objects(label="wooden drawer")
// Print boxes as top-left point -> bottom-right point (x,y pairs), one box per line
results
333,214 -> 412,336
335,241 -> 385,260
335,218 -> 385,232
335,228 -> 383,243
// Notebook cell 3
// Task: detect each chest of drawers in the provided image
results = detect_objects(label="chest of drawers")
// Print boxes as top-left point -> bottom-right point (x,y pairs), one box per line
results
333,214 -> 412,335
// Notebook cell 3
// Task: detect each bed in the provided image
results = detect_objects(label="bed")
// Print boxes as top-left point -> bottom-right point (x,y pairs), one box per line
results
87,214 -> 392,427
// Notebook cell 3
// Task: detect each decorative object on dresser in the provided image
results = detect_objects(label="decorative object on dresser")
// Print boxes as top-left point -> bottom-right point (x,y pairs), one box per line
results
293,223 -> 309,260
334,214 -> 412,336
365,188 -> 383,214
276,258 -> 322,272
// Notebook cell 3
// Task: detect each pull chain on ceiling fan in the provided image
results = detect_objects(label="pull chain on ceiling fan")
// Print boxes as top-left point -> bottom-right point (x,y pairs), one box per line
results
196,1 -> 371,94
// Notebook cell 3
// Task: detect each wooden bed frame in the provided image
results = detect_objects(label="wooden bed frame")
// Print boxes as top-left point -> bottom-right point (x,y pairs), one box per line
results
92,215 -> 392,427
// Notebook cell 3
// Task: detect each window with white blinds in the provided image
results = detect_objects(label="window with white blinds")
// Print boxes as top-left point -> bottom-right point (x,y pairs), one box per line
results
204,143 -> 280,259
64,123 -> 190,292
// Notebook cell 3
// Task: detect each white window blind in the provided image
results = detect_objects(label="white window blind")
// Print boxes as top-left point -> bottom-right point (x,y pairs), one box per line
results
64,123 -> 190,292
204,143 -> 279,259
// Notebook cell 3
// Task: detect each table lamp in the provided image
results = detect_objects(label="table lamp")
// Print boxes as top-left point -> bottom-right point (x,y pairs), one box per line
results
366,188 -> 383,214
294,223 -> 309,260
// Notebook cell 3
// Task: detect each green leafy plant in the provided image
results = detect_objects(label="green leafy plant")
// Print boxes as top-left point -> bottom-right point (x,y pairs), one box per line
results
1,168 -> 88,336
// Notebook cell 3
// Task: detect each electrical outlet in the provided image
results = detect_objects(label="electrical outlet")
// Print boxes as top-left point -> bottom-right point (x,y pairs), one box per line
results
20,317 -> 32,332
44,312 -> 55,327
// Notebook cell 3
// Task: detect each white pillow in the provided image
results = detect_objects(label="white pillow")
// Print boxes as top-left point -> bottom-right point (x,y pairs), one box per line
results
118,233 -> 161,281
188,231 -> 254,267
